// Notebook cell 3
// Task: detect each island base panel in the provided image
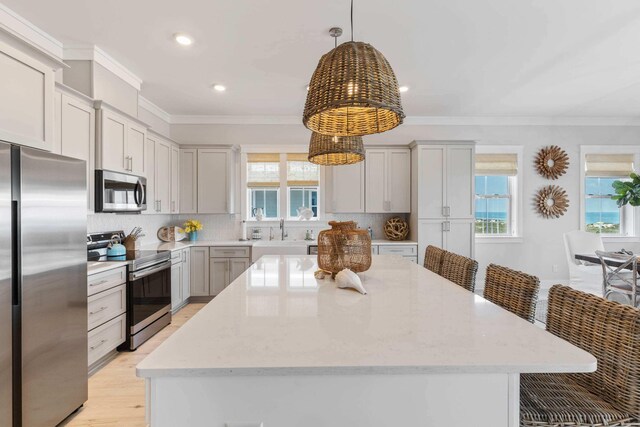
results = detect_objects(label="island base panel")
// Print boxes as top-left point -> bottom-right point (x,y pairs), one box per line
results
146,373 -> 518,427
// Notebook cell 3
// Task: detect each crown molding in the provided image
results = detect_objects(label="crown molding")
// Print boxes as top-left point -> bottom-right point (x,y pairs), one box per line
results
0,3 -> 64,64
170,115 -> 302,125
138,95 -> 172,123
63,45 -> 142,90
169,114 -> 640,127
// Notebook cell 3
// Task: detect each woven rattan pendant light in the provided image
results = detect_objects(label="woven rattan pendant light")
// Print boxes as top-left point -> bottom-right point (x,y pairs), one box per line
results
308,132 -> 365,165
303,1 -> 404,137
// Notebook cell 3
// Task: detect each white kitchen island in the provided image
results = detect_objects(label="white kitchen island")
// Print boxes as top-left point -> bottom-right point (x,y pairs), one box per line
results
137,255 -> 596,427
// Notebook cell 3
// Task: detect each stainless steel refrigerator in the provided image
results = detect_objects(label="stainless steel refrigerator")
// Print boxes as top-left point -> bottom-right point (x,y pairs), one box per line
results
0,142 -> 88,427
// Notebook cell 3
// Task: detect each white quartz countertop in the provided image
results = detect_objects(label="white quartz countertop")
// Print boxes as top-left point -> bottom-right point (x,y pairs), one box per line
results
137,255 -> 596,378
141,239 -> 417,251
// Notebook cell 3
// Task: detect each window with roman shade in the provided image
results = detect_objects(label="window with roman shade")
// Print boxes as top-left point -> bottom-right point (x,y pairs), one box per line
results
475,152 -> 519,236
286,154 -> 319,218
247,153 -> 280,219
583,153 -> 635,235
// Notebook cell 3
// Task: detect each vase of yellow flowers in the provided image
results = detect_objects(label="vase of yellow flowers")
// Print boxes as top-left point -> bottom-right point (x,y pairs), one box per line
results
183,219 -> 203,241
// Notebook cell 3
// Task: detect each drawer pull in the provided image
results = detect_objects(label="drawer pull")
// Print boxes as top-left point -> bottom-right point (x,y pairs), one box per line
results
90,339 -> 107,351
89,306 -> 108,315
89,279 -> 108,287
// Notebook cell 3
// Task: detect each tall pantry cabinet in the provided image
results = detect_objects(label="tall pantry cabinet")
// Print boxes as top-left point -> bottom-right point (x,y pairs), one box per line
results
410,141 -> 476,262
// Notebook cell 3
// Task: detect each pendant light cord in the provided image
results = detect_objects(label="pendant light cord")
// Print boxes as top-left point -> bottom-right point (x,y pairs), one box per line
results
350,0 -> 354,41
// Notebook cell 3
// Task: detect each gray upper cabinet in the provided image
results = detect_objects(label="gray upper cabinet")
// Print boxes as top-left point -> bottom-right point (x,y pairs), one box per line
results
179,148 -> 236,214
0,40 -> 54,151
53,88 -> 96,211
96,104 -> 148,176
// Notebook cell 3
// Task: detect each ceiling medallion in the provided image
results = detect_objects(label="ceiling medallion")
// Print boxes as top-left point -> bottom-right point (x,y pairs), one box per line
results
535,185 -> 569,218
535,145 -> 569,180
303,1 -> 405,137
307,132 -> 365,166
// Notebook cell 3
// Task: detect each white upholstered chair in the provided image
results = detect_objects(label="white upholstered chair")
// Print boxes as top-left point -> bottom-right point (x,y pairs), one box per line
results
563,230 -> 605,296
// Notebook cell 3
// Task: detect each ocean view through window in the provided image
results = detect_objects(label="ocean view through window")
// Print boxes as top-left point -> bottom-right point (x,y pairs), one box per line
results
475,175 -> 511,235
474,151 -> 519,237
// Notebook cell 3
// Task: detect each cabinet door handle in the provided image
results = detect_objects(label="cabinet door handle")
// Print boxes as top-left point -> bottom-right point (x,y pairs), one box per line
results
443,206 -> 451,217
89,306 -> 108,315
89,279 -> 108,287
90,339 -> 108,351
442,221 -> 451,232
172,201 -> 175,212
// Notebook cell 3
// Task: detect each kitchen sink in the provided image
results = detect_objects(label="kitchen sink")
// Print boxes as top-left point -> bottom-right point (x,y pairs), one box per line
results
251,240 -> 310,262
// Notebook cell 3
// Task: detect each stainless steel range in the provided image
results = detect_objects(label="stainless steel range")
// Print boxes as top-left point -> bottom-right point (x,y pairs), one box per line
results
88,231 -> 172,350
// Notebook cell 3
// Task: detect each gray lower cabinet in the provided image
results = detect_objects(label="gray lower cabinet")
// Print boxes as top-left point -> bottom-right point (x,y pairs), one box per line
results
209,257 -> 251,295
87,266 -> 127,369
170,248 -> 191,312
189,246 -> 250,297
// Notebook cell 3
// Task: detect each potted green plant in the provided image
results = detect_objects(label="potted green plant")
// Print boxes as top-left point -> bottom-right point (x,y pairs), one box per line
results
612,173 -> 640,207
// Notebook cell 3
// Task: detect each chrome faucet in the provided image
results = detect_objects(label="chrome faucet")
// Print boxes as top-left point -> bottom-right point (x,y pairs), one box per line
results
279,218 -> 287,240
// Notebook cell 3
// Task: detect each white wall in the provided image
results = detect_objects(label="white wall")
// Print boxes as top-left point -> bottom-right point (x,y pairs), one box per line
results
169,122 -> 640,285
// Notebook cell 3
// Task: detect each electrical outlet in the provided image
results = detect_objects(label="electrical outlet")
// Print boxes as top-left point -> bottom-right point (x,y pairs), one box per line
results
552,264 -> 559,273
225,423 -> 264,427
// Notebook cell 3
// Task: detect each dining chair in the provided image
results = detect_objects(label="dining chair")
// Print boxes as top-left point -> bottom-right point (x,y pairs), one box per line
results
440,251 -> 478,292
483,264 -> 540,323
520,285 -> 640,427
595,250 -> 639,307
423,245 -> 445,275
563,230 -> 605,296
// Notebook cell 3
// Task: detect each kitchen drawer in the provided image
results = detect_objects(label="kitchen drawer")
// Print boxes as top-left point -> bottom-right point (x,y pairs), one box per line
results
88,284 -> 126,331
171,250 -> 182,262
378,245 -> 417,256
88,266 -> 126,296
88,313 -> 126,366
210,246 -> 251,258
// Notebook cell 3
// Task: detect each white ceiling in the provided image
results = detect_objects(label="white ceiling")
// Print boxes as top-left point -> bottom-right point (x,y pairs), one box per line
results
6,0 -> 640,118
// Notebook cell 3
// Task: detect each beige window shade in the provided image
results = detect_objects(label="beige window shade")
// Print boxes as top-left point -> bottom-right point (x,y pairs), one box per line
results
247,154 -> 280,188
287,154 -> 319,186
247,153 -> 280,163
475,153 -> 518,176
585,153 -> 635,177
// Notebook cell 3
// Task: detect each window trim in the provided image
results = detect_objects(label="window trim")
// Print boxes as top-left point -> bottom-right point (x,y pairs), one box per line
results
579,145 -> 640,240
287,186 -> 319,219
475,145 -> 523,243
241,148 -> 323,222
248,187 -> 280,220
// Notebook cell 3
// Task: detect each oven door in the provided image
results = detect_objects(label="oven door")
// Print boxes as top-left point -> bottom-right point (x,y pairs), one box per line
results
128,260 -> 171,334
95,170 -> 146,213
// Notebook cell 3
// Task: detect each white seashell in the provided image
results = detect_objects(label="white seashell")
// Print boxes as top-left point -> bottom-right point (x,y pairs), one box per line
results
335,269 -> 367,295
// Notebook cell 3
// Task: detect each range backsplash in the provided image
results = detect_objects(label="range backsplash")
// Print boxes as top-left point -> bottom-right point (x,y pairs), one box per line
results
87,213 -> 409,245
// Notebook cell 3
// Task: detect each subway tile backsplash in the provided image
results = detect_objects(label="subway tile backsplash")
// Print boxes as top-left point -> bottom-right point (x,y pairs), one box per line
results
88,213 -> 409,245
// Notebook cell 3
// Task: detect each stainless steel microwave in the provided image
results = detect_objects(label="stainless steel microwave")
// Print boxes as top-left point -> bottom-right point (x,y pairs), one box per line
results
95,170 -> 146,213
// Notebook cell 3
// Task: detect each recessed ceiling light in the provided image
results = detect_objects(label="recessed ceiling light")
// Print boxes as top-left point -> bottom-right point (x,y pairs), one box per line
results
174,33 -> 193,46
399,86 -> 409,93
212,84 -> 226,92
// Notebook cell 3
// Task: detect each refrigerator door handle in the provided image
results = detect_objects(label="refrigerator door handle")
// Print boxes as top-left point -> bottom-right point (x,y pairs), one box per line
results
11,200 -> 18,306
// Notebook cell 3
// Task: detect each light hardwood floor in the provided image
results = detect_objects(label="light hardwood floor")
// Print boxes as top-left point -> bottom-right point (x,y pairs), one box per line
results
60,303 -> 206,427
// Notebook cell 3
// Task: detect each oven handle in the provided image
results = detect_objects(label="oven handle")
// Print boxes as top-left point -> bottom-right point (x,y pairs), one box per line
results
129,260 -> 172,281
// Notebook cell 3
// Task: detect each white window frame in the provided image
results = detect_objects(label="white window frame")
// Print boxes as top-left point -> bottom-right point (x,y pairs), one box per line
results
475,145 -> 523,243
287,186 -> 319,219
579,145 -> 640,241
248,187 -> 280,220
240,146 -> 323,223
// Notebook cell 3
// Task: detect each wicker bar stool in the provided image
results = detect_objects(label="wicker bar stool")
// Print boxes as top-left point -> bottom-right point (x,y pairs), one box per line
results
423,245 -> 445,275
483,264 -> 540,323
520,285 -> 640,427
440,251 -> 478,292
